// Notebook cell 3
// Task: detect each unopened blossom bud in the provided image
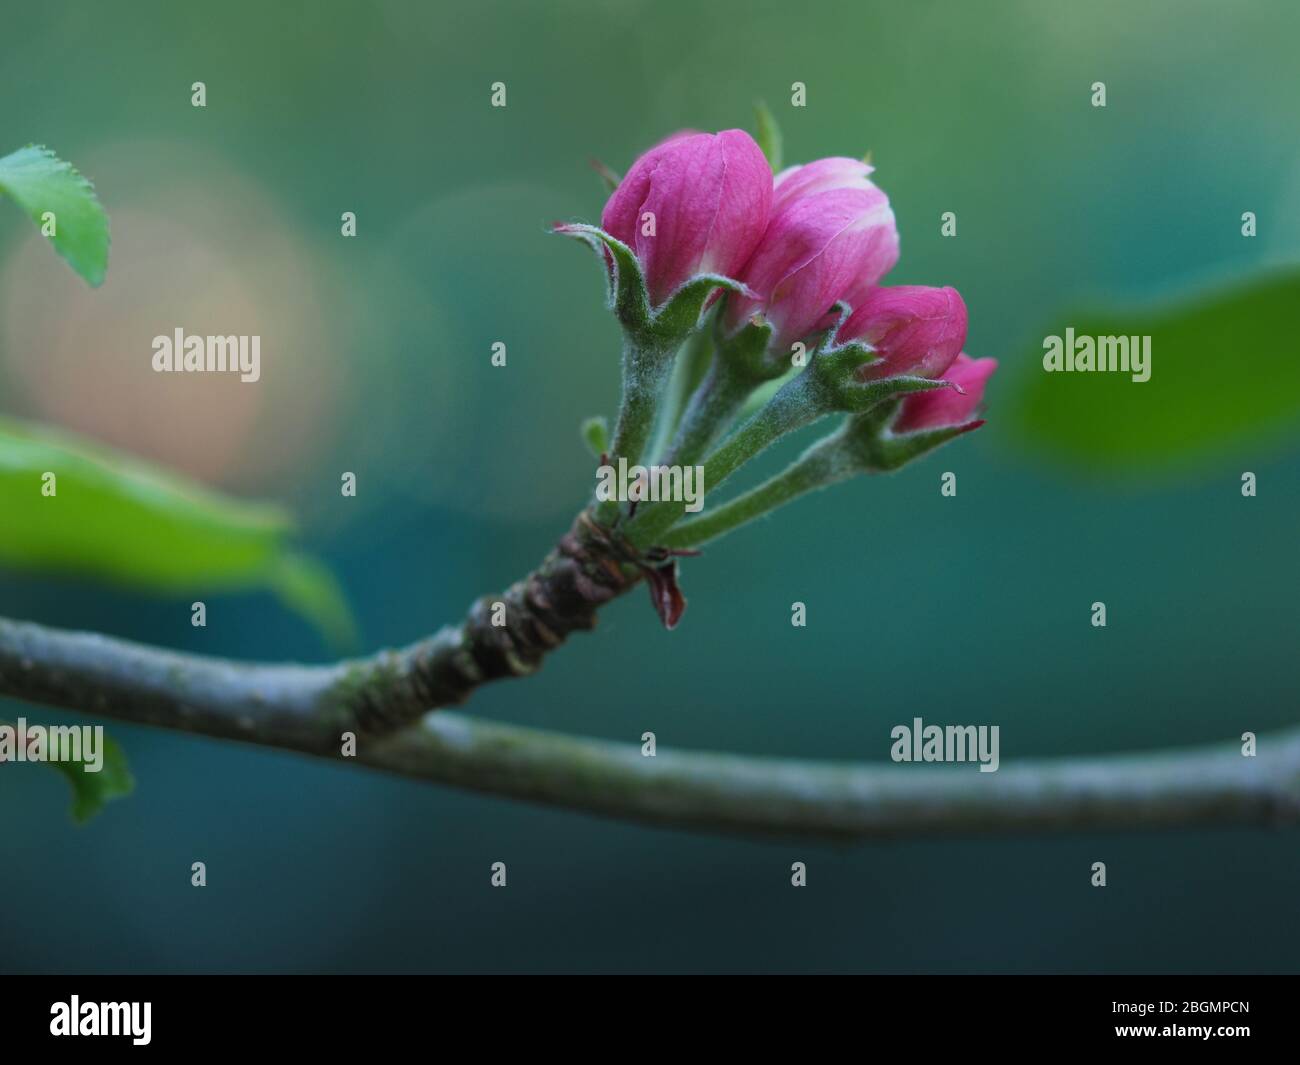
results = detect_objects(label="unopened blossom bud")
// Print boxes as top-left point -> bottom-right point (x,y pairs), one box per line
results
601,129 -> 772,307
843,285 -> 968,380
728,157 -> 899,351
893,353 -> 998,432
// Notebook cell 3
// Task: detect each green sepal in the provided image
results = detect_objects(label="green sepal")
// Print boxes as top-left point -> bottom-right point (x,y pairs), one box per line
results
714,316 -> 789,384
554,223 -> 650,331
590,158 -> 621,194
873,421 -> 985,470
814,340 -> 880,382
753,101 -> 784,172
814,361 -> 954,414
841,408 -> 986,471
555,223 -> 754,347
820,299 -> 856,349
651,273 -> 752,343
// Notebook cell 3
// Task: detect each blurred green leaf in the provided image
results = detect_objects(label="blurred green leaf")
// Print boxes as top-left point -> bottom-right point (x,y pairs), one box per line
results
1008,268 -> 1300,475
2,719 -> 134,822
753,101 -> 783,172
580,415 -> 609,458
51,733 -> 134,823
0,145 -> 109,286
0,418 -> 355,647
267,553 -> 357,650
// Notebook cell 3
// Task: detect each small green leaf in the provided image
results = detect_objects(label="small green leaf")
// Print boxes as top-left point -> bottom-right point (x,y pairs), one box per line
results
2,719 -> 134,822
0,145 -> 110,287
753,101 -> 784,172
0,418 -> 355,647
51,733 -> 135,823
1008,268 -> 1300,475
580,415 -> 609,458
268,554 -> 358,651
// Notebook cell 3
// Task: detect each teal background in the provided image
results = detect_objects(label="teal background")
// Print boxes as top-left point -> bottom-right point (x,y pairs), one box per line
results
1,0 -> 1297,972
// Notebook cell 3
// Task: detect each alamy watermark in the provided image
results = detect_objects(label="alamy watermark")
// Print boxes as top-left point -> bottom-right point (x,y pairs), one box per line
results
0,718 -> 105,772
151,328 -> 261,382
1043,328 -> 1151,382
595,456 -> 704,512
890,716 -> 1000,773
50,997 -> 151,1045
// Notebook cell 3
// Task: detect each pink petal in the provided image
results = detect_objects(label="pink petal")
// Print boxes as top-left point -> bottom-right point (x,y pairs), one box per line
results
731,184 -> 897,347
847,285 -> 968,380
601,130 -> 772,307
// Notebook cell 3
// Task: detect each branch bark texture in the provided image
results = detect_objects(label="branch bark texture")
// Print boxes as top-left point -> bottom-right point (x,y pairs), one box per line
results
2,515 -> 1297,840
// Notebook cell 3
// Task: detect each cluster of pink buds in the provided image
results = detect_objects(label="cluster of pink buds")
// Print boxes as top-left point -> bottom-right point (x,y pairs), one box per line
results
556,120 -> 997,625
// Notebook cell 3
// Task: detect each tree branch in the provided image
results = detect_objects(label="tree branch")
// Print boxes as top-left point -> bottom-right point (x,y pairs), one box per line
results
0,512 -> 642,747
365,716 -> 1300,839
2,520 -> 1298,839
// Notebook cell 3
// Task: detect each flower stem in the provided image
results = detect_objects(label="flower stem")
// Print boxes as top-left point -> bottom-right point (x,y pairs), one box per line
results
662,358 -> 755,466
648,326 -> 713,461
663,433 -> 853,549
609,335 -> 675,467
626,370 -> 825,548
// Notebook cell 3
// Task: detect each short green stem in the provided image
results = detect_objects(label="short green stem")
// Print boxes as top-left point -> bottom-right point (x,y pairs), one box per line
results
609,335 -> 675,467
648,326 -> 713,461
626,369 -> 826,548
702,368 -> 828,483
663,430 -> 855,548
662,358 -> 755,467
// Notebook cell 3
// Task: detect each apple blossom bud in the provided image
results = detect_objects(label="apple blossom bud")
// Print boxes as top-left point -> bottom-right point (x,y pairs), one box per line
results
844,285 -> 968,381
601,129 -> 772,307
893,353 -> 998,432
728,157 -> 899,351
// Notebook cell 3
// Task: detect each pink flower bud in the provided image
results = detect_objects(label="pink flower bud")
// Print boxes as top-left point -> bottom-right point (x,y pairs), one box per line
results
601,129 -> 773,307
728,157 -> 899,351
893,354 -> 997,432
844,285 -> 968,381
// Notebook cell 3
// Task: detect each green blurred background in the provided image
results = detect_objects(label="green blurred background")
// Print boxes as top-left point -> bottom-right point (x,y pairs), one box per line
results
2,0 -> 1297,972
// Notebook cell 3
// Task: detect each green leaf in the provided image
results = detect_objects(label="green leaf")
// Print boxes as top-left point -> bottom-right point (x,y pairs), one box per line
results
0,145 -> 110,287
267,554 -> 358,651
51,733 -> 135,823
1008,268 -> 1300,475
753,101 -> 784,172
2,719 -> 134,822
0,418 -> 356,648
580,415 -> 609,458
